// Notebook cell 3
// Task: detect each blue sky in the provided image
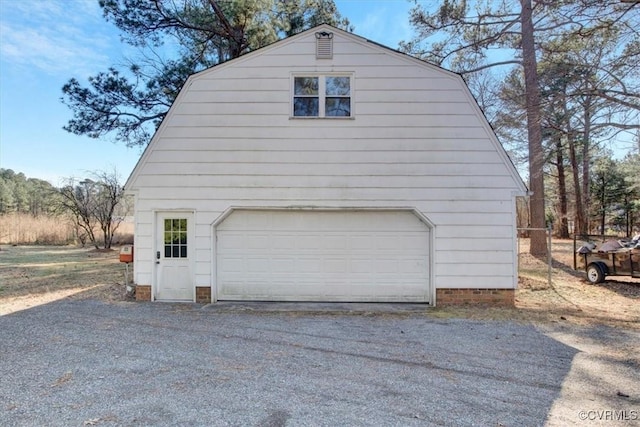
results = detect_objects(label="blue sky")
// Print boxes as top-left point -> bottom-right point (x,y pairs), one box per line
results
0,0 -> 416,186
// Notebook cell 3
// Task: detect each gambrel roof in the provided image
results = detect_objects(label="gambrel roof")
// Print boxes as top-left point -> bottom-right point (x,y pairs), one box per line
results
125,24 -> 526,194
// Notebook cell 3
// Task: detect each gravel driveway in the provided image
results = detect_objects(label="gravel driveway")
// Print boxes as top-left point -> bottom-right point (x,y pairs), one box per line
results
1,300 -> 638,426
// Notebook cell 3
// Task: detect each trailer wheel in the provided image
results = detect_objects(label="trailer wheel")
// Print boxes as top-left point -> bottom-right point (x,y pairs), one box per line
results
586,263 -> 605,284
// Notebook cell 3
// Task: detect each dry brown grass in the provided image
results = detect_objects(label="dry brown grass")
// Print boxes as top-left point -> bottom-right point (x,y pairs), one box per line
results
0,213 -> 134,246
0,245 -> 130,315
0,213 -> 76,245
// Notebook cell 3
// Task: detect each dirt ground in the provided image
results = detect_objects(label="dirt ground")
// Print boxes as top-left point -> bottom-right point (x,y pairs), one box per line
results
0,240 -> 639,328
513,238 -> 639,329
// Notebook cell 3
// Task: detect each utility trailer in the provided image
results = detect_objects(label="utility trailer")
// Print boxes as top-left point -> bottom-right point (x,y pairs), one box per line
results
574,236 -> 640,284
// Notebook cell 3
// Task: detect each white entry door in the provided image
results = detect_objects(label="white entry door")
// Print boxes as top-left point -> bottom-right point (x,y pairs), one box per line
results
216,210 -> 431,302
155,212 -> 194,301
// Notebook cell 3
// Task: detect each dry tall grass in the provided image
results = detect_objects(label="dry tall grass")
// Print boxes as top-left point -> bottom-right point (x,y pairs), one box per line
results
0,213 -> 133,246
0,213 -> 74,245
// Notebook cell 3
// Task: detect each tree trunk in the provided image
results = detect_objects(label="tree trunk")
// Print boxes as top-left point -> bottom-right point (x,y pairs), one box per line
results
624,195 -> 630,237
521,0 -> 547,255
555,136 -> 570,238
568,134 -> 585,236
630,198 -> 635,237
581,94 -> 593,234
600,174 -> 606,235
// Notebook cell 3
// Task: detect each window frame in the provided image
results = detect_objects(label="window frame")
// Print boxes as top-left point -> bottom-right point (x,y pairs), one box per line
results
291,73 -> 354,119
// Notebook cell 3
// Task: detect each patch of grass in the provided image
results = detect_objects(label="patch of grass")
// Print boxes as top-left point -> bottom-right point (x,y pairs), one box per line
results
0,245 -> 123,299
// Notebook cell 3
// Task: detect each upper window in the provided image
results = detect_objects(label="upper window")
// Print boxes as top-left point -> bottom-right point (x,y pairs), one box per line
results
293,75 -> 352,118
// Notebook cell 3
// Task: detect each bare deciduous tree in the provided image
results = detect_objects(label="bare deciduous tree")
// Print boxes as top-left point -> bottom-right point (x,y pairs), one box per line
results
57,170 -> 128,249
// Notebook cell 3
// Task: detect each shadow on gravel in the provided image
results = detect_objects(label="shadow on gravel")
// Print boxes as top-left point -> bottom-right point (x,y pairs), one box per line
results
1,299 -> 579,426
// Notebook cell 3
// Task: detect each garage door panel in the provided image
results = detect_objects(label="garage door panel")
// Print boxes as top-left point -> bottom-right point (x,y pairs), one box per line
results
325,259 -> 347,273
247,258 -> 270,272
295,235 -> 317,250
376,260 -> 399,273
297,258 -> 322,273
272,258 -> 294,272
350,259 -> 373,273
220,258 -> 243,272
216,210 -> 430,302
350,235 -> 373,250
377,235 -> 405,250
324,236 -> 348,250
400,258 -> 428,273
218,232 -> 245,250
399,234 -> 428,250
274,284 -> 306,297
247,235 -> 269,249
272,235 -> 292,249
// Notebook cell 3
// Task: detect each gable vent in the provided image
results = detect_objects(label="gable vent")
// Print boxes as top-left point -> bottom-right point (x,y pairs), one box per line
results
315,31 -> 333,59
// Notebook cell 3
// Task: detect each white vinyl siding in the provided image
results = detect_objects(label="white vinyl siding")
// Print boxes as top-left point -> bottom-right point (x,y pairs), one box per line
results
126,26 -> 526,299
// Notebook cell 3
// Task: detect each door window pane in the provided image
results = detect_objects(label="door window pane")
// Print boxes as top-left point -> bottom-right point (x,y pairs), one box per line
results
163,218 -> 188,258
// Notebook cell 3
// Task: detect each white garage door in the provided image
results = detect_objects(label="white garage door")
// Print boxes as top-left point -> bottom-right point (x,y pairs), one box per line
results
216,210 -> 430,302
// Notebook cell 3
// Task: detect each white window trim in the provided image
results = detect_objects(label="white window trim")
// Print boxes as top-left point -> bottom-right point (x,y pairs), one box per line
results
290,73 -> 354,119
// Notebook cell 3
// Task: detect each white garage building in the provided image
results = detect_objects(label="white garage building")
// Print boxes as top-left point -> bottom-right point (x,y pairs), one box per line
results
124,24 -> 527,306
